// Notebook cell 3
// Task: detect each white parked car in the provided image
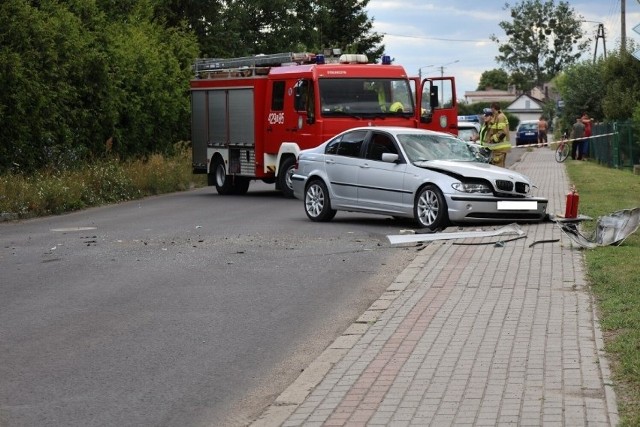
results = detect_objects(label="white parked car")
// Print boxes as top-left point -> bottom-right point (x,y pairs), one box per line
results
457,121 -> 481,142
291,127 -> 548,229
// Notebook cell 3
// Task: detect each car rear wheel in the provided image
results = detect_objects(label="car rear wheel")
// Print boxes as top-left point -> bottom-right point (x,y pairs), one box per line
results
304,179 -> 337,222
414,184 -> 448,230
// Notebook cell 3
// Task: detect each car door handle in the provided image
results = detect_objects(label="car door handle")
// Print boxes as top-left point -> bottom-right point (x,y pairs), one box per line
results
360,163 -> 371,168
325,159 -> 335,164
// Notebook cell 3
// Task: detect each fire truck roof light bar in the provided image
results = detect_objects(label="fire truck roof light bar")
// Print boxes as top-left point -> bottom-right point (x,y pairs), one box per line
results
338,54 -> 368,64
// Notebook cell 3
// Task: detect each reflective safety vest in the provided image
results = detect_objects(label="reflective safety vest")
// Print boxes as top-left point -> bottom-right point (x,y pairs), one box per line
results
479,124 -> 489,146
389,101 -> 404,112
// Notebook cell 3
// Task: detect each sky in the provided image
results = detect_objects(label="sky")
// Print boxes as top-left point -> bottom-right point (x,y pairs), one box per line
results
366,0 -> 640,101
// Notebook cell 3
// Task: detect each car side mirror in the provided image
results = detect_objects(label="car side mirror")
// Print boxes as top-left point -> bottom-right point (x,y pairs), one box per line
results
381,153 -> 399,163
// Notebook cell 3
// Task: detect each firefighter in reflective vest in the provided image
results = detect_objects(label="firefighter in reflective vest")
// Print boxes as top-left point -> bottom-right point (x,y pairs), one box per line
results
389,101 -> 404,112
486,102 -> 511,167
475,108 -> 492,145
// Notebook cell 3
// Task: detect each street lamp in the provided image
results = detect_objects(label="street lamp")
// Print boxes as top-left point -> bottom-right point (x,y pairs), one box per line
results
418,65 -> 434,80
437,59 -> 460,77
418,60 -> 459,79
418,60 -> 460,106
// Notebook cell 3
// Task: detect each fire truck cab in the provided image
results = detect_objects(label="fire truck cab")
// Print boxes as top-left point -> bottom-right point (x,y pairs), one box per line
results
190,52 -> 457,197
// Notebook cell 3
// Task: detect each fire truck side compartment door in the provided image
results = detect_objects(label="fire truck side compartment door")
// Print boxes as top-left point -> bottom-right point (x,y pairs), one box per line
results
228,89 -> 255,146
208,90 -> 226,146
191,91 -> 208,172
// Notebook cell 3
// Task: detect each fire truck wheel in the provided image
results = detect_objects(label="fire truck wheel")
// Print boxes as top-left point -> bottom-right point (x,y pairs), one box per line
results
212,158 -> 234,195
304,179 -> 337,222
414,184 -> 449,230
278,157 -> 296,198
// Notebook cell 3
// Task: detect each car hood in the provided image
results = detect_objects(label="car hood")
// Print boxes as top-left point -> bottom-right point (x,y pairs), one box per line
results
414,160 -> 531,182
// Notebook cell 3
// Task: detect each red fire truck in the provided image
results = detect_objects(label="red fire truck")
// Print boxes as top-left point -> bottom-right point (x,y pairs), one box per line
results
190,52 -> 457,197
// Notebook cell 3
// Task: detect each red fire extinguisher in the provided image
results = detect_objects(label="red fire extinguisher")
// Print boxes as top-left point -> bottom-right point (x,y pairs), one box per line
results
565,185 -> 579,218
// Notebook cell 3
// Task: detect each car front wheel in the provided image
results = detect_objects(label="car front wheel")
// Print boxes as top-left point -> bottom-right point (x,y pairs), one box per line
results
414,184 -> 448,230
304,180 -> 337,222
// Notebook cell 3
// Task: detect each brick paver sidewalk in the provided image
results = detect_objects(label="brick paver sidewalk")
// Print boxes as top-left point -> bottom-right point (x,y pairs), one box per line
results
253,148 -> 618,426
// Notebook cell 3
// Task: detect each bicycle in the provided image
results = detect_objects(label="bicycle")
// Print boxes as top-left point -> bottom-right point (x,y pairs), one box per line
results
555,133 -> 571,163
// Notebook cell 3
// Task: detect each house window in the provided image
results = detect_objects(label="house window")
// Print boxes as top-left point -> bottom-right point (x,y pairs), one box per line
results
525,100 -> 530,109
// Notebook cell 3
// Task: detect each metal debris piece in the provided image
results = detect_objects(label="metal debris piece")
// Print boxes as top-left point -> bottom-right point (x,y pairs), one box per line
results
387,224 -> 525,245
556,207 -> 640,249
528,239 -> 560,247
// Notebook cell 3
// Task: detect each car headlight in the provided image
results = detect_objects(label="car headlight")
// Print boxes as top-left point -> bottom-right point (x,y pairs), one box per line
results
452,182 -> 492,193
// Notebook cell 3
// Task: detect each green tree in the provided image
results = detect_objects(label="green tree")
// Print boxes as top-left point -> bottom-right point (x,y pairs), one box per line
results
477,69 -> 510,90
554,60 -> 605,132
600,44 -> 640,121
0,0 -> 197,173
158,0 -> 384,60
153,0 -> 224,56
491,0 -> 589,91
105,16 -> 198,158
554,40 -> 640,127
308,0 -> 384,60
0,0 -> 105,172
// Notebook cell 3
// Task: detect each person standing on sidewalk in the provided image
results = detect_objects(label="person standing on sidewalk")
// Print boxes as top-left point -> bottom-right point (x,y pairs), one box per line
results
581,112 -> 592,160
537,115 -> 548,147
486,102 -> 511,167
570,116 -> 585,160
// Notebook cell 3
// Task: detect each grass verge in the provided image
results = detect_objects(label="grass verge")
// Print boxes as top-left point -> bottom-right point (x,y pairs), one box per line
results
565,160 -> 640,426
0,145 -> 207,219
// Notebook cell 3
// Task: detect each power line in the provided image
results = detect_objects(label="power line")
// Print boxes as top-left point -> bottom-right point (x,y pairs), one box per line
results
381,32 -> 489,43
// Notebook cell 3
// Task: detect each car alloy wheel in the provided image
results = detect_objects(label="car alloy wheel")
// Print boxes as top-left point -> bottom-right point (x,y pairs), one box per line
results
415,184 -> 447,229
304,180 -> 336,222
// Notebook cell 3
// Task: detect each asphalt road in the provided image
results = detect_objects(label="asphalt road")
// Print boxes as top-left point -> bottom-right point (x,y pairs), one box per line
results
0,182 -> 418,427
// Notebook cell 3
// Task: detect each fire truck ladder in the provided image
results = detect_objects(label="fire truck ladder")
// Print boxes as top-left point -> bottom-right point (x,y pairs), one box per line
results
193,52 -> 316,78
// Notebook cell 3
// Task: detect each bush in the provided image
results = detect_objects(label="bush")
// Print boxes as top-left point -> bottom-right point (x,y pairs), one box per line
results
0,147 -> 205,219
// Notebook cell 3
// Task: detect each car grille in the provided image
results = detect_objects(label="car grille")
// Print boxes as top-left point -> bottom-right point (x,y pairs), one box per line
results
515,182 -> 529,193
495,180 -> 513,192
495,180 -> 529,196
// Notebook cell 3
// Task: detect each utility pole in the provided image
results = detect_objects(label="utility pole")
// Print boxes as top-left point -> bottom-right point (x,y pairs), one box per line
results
584,21 -> 607,62
621,0 -> 626,52
594,24 -> 607,62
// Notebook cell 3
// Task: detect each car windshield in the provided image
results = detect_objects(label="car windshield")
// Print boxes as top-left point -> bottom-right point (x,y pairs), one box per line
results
398,134 -> 477,162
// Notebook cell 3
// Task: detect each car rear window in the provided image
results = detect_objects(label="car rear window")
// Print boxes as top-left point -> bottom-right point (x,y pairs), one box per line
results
458,129 -> 478,141
519,123 -> 537,131
326,130 -> 367,157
